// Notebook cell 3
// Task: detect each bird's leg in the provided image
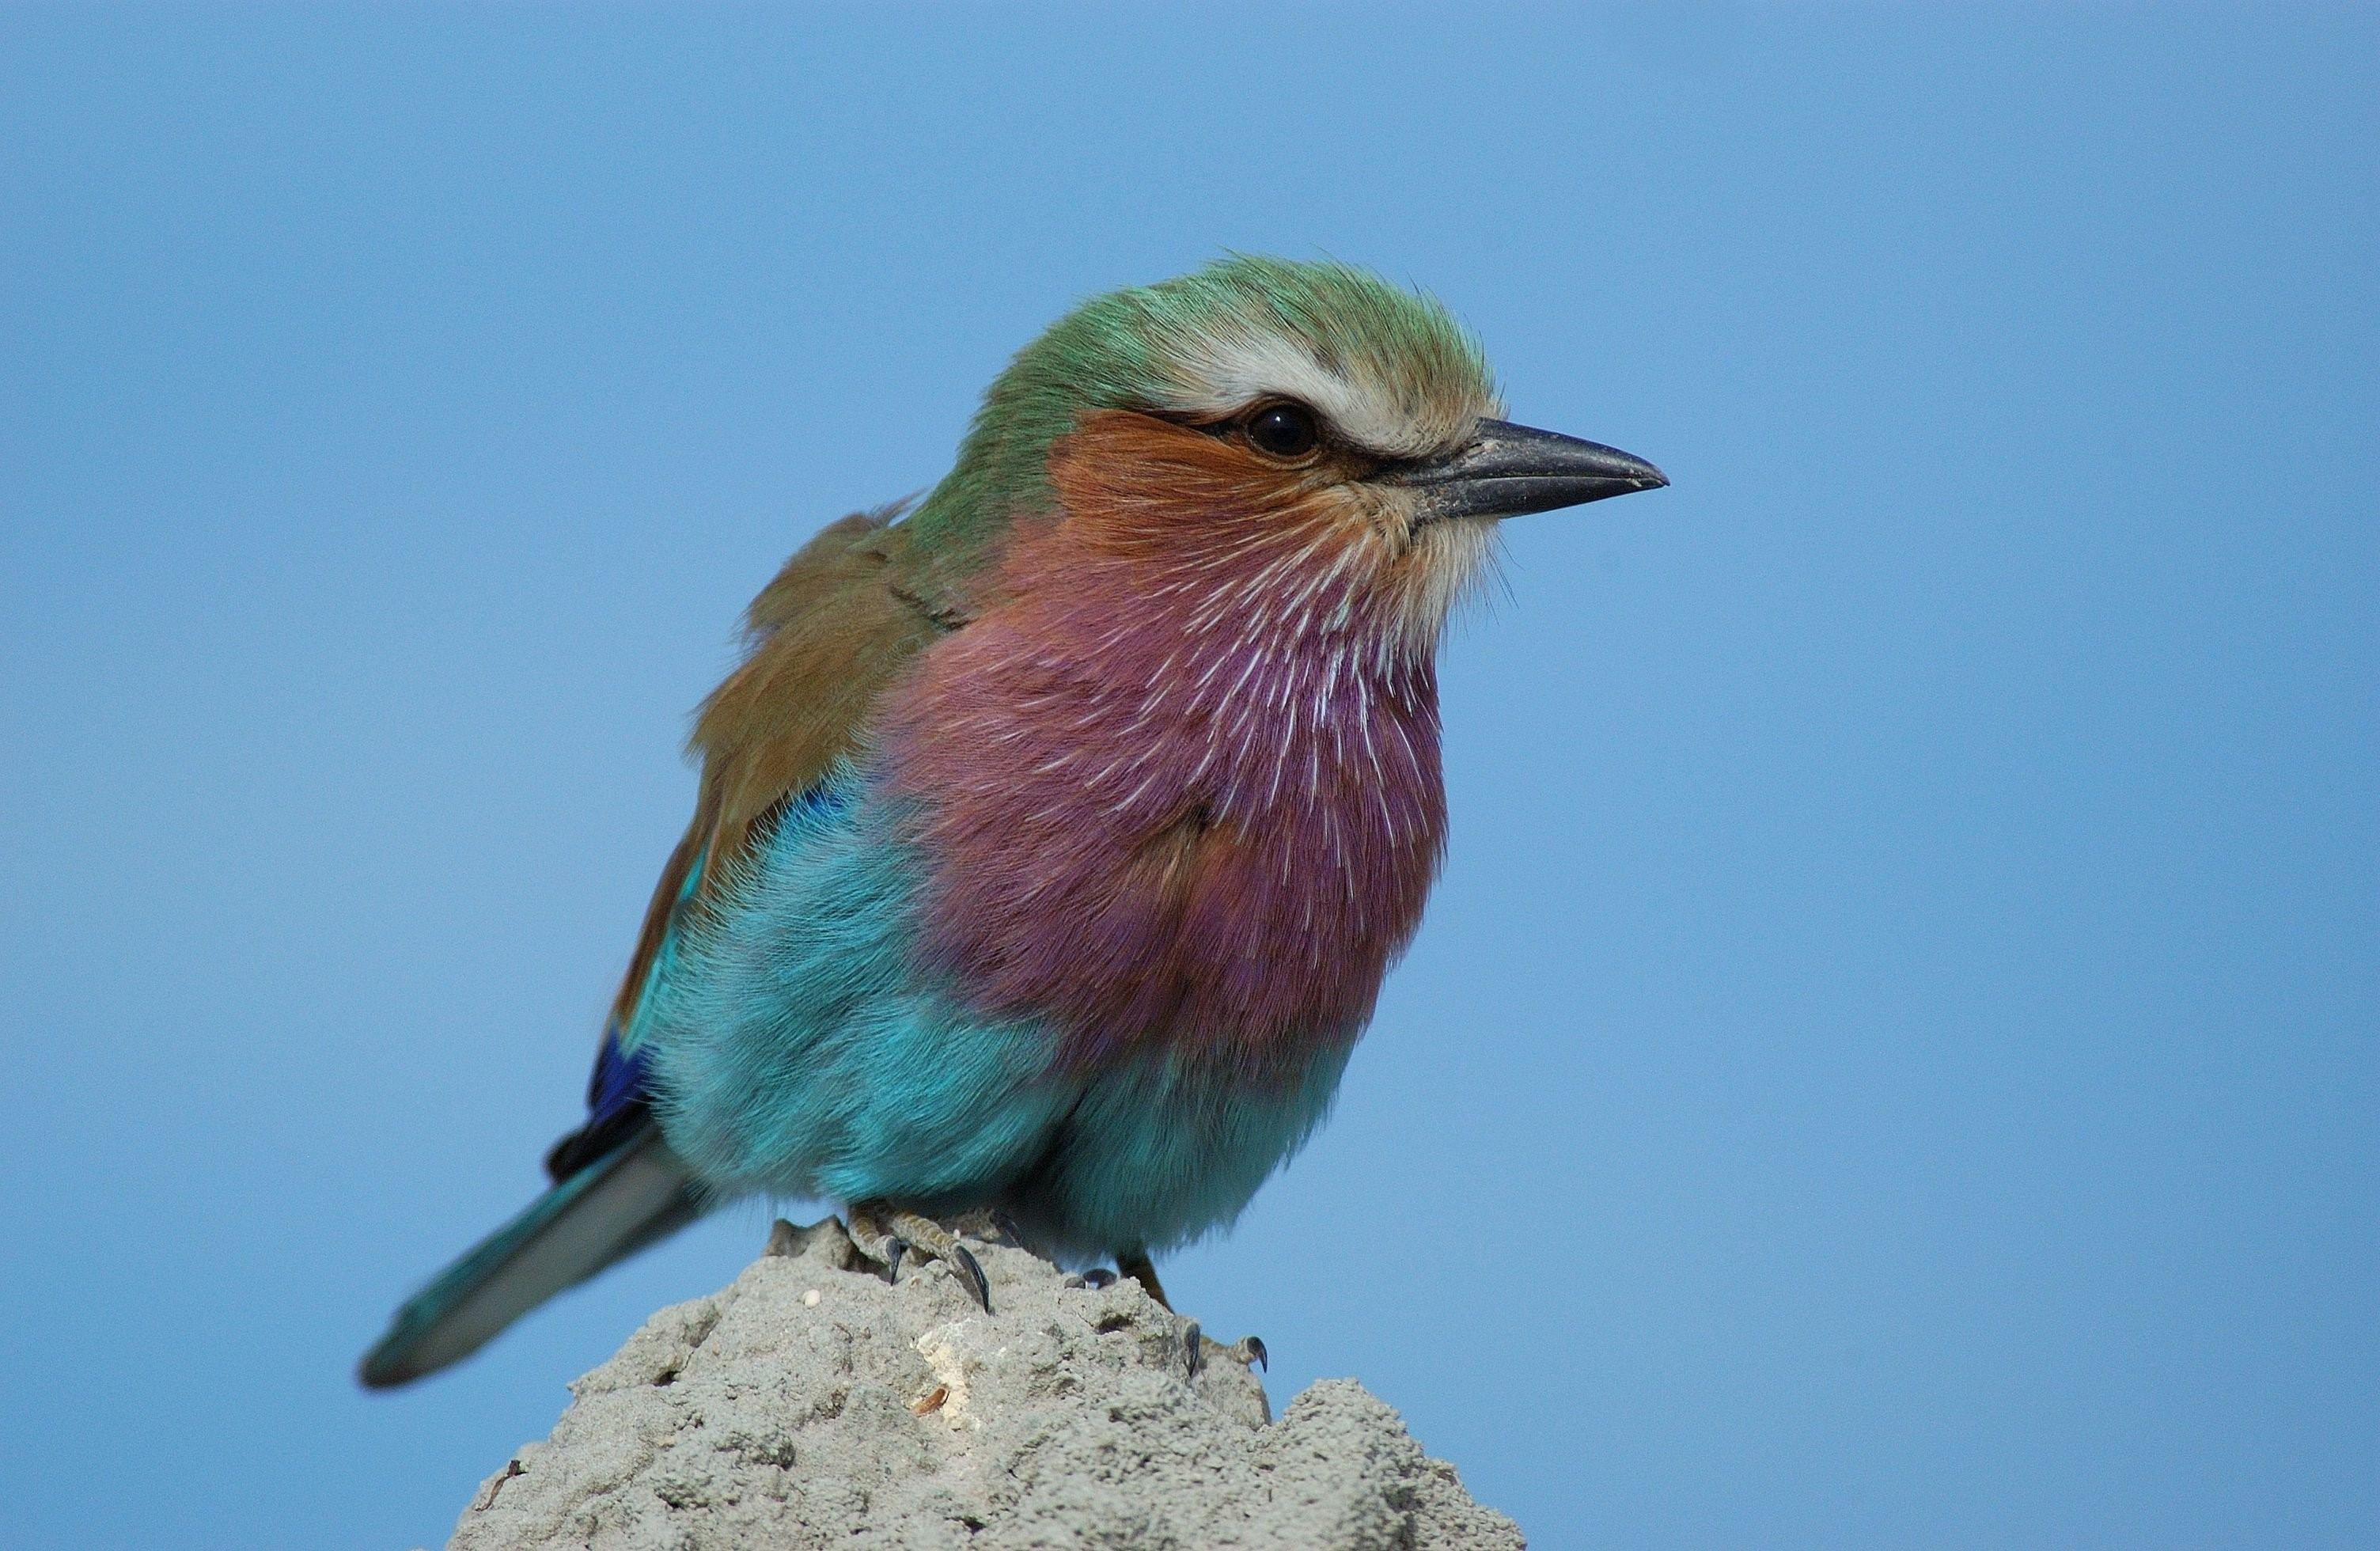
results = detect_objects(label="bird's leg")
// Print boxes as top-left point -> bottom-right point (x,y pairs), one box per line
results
1116,1248 -> 1169,1309
1117,1250 -> 1197,1379
845,1202 -> 991,1314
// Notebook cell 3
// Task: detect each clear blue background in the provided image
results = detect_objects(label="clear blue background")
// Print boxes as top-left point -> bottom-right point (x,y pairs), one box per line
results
3,7 -> 2372,1547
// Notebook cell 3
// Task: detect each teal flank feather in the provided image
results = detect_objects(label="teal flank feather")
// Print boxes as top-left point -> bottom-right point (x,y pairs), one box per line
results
641,766 -> 1351,1257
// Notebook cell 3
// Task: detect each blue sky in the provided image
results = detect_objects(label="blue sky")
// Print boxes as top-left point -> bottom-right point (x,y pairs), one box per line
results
2,7 -> 2373,1547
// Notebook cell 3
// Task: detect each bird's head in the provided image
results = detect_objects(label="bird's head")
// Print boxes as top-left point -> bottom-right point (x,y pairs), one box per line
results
908,255 -> 1666,652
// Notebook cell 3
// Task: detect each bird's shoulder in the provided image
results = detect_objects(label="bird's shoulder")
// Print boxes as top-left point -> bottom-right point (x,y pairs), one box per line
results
691,503 -> 965,843
607,504 -> 977,1030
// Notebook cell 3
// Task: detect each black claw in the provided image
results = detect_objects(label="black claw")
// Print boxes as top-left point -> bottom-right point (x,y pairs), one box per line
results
1243,1335 -> 1269,1372
950,1243 -> 992,1314
885,1237 -> 908,1285
1082,1268 -> 1117,1291
1183,1320 -> 1203,1380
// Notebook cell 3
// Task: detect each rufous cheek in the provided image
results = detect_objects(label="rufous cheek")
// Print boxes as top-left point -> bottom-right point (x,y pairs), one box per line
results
1047,410 -> 1347,558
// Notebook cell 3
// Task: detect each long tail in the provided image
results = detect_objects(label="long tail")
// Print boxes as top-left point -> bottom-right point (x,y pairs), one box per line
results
358,1125 -> 702,1388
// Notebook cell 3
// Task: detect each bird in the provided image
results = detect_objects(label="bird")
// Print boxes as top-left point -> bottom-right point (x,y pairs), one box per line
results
358,256 -> 1666,1387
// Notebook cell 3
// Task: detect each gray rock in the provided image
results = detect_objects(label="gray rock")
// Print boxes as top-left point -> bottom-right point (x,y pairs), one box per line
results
448,1218 -> 1524,1549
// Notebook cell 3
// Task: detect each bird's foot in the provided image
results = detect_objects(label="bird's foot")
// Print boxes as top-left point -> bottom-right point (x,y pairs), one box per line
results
846,1203 -> 992,1314
1179,1322 -> 1269,1379
1093,1252 -> 1264,1379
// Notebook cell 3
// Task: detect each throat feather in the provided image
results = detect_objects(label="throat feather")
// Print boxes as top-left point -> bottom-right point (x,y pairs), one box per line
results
878,512 -> 1447,1077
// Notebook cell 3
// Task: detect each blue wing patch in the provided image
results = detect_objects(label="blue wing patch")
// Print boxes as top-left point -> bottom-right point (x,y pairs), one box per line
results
542,848 -> 703,1181
584,1030 -> 654,1135
544,783 -> 852,1182
544,1022 -> 657,1181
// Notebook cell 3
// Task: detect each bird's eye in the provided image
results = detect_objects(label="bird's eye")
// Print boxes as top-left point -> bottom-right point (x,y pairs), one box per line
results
1245,403 -> 1320,458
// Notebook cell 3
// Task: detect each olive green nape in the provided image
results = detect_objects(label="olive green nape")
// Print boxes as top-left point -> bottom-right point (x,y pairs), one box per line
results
894,255 -> 1494,563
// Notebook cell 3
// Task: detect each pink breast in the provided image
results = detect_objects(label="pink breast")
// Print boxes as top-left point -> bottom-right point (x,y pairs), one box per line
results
877,521 -> 1448,1081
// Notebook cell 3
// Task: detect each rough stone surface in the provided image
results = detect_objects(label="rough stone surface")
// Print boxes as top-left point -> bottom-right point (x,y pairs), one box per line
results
448,1218 -> 1524,1549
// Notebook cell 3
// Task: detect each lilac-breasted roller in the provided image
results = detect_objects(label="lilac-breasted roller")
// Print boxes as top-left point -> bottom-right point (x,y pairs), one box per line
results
360,256 -> 1666,1386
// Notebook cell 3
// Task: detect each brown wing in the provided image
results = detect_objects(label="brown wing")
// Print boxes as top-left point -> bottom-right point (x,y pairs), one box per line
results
604,504 -> 966,1030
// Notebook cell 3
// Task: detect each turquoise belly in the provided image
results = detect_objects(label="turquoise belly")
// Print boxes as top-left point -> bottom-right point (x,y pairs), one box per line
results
639,771 -> 1351,1256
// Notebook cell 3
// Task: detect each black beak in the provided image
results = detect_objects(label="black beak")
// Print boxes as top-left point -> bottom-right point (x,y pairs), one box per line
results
1393,419 -> 1668,523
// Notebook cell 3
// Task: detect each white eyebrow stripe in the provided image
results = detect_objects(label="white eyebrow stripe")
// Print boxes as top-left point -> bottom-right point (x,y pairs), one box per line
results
1154,328 -> 1451,459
